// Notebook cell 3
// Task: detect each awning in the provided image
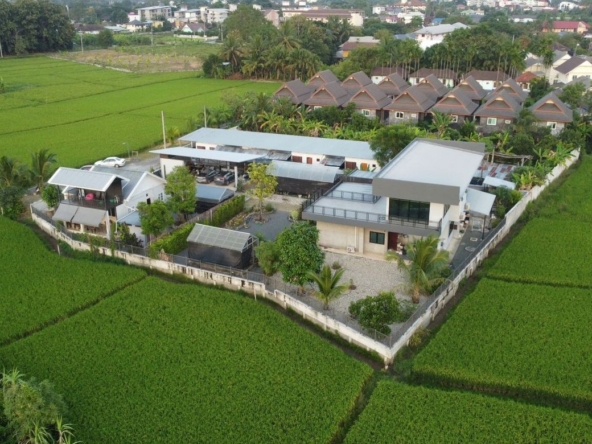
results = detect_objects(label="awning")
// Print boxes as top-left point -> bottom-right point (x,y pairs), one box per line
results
322,155 -> 345,167
466,188 -> 496,217
483,176 -> 516,190
71,207 -> 107,227
52,204 -> 78,223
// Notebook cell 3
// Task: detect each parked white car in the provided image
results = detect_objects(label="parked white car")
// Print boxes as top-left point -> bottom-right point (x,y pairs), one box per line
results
94,157 -> 126,168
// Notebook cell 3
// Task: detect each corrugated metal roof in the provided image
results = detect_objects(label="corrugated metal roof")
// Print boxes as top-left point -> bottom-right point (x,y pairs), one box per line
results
150,147 -> 264,163
91,166 -> 146,199
483,176 -> 515,190
48,167 -> 118,192
52,204 -> 78,223
71,207 -> 107,227
196,184 -> 234,203
349,170 -> 377,179
466,188 -> 495,217
118,210 -> 142,226
179,128 -> 375,160
269,161 -> 339,183
187,224 -> 251,252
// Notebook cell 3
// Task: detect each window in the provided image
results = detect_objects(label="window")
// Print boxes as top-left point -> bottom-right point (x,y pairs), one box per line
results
362,109 -> 371,117
389,199 -> 430,223
553,79 -> 559,85
395,111 -> 405,119
573,75 -> 578,80
292,156 -> 302,163
547,122 -> 557,130
345,161 -> 356,170
486,117 -> 497,126
450,115 -> 458,123
369,231 -> 385,244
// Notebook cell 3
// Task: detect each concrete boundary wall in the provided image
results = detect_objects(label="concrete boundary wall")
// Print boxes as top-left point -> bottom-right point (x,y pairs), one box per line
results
31,150 -> 579,366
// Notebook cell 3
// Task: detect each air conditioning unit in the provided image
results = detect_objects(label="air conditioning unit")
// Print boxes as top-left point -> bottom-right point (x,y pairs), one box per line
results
347,246 -> 356,253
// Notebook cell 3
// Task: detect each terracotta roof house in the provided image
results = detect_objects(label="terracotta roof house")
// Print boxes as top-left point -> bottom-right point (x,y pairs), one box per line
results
308,70 -> 340,88
384,86 -> 436,124
341,71 -> 373,92
370,66 -> 409,83
547,21 -> 589,35
463,70 -> 510,91
487,79 -> 528,104
377,73 -> 410,98
274,79 -> 317,105
409,68 -> 458,88
515,72 -> 538,91
430,90 -> 479,124
474,91 -> 522,133
551,56 -> 592,84
453,76 -> 487,103
528,92 -> 573,135
347,84 -> 392,120
303,82 -> 351,108
414,74 -> 449,100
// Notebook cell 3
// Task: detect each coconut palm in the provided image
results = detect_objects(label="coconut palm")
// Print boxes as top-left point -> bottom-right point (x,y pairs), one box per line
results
387,235 -> 450,303
0,155 -> 29,189
300,119 -> 328,137
166,126 -> 180,145
29,148 -> 57,192
259,111 -> 284,133
219,31 -> 243,72
277,24 -> 301,51
307,265 -> 349,310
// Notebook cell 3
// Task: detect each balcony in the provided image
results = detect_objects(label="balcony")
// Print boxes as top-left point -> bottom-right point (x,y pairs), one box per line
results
324,189 -> 380,203
61,194 -> 121,211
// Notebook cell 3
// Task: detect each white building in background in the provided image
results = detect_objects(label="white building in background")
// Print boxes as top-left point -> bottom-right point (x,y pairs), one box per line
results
200,6 -> 229,23
413,23 -> 469,50
137,5 -> 172,21
397,11 -> 425,24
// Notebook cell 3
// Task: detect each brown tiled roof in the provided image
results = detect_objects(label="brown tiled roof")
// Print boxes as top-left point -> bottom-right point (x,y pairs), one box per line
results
308,70 -> 339,87
347,84 -> 391,110
415,74 -> 448,100
515,72 -> 538,83
371,66 -> 408,78
554,57 -> 590,75
474,91 -> 521,119
553,20 -> 589,30
409,68 -> 458,80
341,71 -> 372,91
488,79 -> 527,103
384,86 -> 436,112
431,90 -> 478,116
377,73 -> 409,97
464,70 -> 510,82
274,79 -> 316,104
342,41 -> 378,51
529,92 -> 573,123
303,82 -> 351,107
453,76 -> 487,101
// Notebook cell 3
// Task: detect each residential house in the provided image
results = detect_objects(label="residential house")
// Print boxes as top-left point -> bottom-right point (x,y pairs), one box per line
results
566,76 -> 592,91
262,9 -> 280,27
137,5 -> 172,21
515,71 -> 538,91
413,23 -> 470,49
282,9 -> 364,26
338,36 -> 379,59
126,20 -> 150,32
341,71 -> 372,92
301,138 -> 488,257
200,7 -> 229,23
174,7 -> 202,24
551,56 -> 592,84
303,82 -> 351,109
347,84 -> 391,120
463,70 -> 510,91
409,68 -> 457,88
384,86 -> 436,124
397,11 -> 425,24
528,92 -> 573,135
393,0 -> 428,11
487,79 -> 528,104
558,1 -> 579,10
376,73 -> 410,98
453,76 -> 487,104
370,66 -> 409,84
430,90 -> 479,124
474,91 -> 522,133
75,24 -> 105,35
274,79 -> 317,104
524,50 -> 570,77
545,21 -> 589,35
181,23 -> 206,34
307,70 -> 340,88
414,74 -> 449,101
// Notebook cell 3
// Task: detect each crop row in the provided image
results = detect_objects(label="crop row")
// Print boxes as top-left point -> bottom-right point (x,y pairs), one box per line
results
487,218 -> 592,288
412,278 -> 592,410
0,218 -> 145,343
0,277 -> 373,444
344,381 -> 592,444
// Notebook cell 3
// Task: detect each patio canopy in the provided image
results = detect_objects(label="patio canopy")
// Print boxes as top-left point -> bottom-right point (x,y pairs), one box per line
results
72,207 -> 108,227
52,204 -> 78,223
150,147 -> 264,163
269,161 -> 339,183
466,188 -> 496,217
483,176 -> 516,190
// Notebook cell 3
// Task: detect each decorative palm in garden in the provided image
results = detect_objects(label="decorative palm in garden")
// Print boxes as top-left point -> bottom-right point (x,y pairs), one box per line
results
30,148 -> 57,192
307,265 -> 349,310
387,235 -> 450,304
429,112 -> 452,138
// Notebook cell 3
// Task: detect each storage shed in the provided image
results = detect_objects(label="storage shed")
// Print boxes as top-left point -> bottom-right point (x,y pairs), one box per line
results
186,224 -> 256,269
195,185 -> 234,212
269,161 -> 341,196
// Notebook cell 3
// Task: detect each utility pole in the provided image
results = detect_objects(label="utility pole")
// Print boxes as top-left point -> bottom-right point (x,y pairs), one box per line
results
161,111 -> 167,149
80,33 -> 84,52
0,41 -> 3,58
204,105 -> 207,128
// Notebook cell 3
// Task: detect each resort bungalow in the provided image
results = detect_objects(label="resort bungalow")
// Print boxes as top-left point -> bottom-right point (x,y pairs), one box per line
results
384,86 -> 436,124
486,79 -> 528,105
452,76 -> 487,104
302,139 -> 488,257
347,84 -> 391,120
341,71 -> 373,92
414,74 -> 449,101
303,82 -> 351,109
376,73 -> 410,98
307,70 -> 340,88
474,91 -> 522,133
528,92 -> 573,135
274,79 -> 317,105
463,70 -> 510,91
409,68 -> 458,88
370,66 -> 409,84
430,90 -> 478,124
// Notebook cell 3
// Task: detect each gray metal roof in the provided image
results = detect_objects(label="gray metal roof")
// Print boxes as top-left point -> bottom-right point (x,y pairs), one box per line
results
48,167 -> 118,192
179,128 -> 375,161
269,161 -> 339,183
118,210 -> 142,226
349,170 -> 377,179
187,224 -> 251,252
91,166 -> 147,199
150,147 -> 264,163
52,204 -> 78,223
196,184 -> 234,203
215,145 -> 291,161
72,207 -> 108,227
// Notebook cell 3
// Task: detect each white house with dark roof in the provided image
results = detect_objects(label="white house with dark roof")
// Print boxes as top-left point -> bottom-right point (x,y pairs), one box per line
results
551,57 -> 592,85
302,139 -> 490,257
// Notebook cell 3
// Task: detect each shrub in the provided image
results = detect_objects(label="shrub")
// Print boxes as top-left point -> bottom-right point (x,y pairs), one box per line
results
148,222 -> 194,258
264,203 -> 274,213
349,292 -> 412,335
408,327 -> 429,350
255,241 -> 281,276
331,261 -> 342,270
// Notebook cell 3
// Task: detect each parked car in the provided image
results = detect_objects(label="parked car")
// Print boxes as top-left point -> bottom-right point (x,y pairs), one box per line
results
214,171 -> 235,185
94,157 -> 126,168
196,169 -> 217,183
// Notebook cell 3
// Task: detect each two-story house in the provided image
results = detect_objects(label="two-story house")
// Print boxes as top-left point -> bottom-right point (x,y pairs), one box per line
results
302,139 -> 488,257
551,57 -> 592,84
412,22 -> 469,49
528,92 -> 573,135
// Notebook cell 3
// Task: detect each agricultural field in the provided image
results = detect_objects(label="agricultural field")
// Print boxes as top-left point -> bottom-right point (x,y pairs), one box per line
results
0,277 -> 373,444
486,218 -> 592,288
0,218 -> 145,344
0,56 -> 279,167
344,381 -> 592,444
412,278 -> 592,409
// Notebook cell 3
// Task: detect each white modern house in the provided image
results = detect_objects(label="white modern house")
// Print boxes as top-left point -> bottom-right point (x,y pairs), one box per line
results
302,139 -> 492,257
550,57 -> 592,84
413,23 -> 469,50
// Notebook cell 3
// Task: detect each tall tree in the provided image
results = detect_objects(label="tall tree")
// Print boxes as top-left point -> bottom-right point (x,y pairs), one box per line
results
370,125 -> 420,166
307,265 -> 349,310
247,162 -> 277,221
0,155 -> 28,188
219,31 -> 243,72
137,200 -> 173,242
164,166 -> 197,221
276,222 -> 324,287
29,148 -> 57,192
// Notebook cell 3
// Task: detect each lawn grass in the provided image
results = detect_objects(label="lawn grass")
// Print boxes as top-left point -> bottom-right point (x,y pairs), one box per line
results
0,277 -> 372,444
344,381 -> 592,444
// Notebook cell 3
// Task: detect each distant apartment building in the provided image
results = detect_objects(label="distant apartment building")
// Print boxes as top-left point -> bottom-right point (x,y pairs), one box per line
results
200,6 -> 229,23
413,23 -> 469,50
282,8 -> 364,26
137,5 -> 172,21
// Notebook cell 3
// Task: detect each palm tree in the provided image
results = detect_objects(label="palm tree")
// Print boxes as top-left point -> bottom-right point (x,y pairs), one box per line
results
0,156 -> 29,188
277,24 -> 301,51
430,112 -> 452,138
489,130 -> 511,163
307,265 -> 349,310
166,126 -> 180,145
259,111 -> 284,133
387,235 -> 450,303
30,148 -> 57,192
287,48 -> 321,81
220,31 -> 243,72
